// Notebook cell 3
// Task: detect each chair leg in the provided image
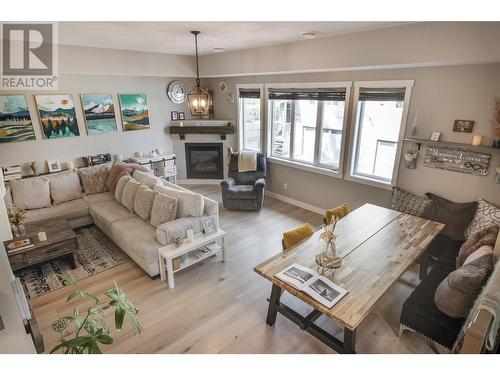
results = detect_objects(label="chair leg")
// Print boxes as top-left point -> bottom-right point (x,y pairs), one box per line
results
418,257 -> 428,280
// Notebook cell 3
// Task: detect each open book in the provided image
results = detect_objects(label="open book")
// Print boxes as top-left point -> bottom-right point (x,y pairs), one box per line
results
275,263 -> 348,309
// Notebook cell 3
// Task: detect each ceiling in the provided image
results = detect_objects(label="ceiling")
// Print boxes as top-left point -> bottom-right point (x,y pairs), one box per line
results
58,22 -> 407,56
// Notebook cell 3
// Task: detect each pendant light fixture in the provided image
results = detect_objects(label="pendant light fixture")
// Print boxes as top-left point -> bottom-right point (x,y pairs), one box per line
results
187,31 -> 211,117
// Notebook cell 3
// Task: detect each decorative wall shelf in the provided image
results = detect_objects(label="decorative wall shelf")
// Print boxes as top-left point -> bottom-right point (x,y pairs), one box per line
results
169,120 -> 234,140
403,137 -> 500,155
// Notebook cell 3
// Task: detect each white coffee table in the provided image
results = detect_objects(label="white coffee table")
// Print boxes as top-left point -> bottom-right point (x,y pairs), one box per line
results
158,229 -> 227,288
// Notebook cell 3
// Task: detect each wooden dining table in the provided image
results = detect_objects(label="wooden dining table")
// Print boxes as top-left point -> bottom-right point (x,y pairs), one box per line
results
254,203 -> 444,354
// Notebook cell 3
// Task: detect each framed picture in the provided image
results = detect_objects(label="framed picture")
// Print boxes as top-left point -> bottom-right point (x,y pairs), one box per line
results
80,93 -> 118,135
0,95 -> 36,143
34,94 -> 80,139
430,131 -> 441,141
453,120 -> 475,133
171,111 -> 179,121
47,159 -> 62,173
218,80 -> 227,93
118,93 -> 150,132
178,112 -> 185,120
202,217 -> 216,236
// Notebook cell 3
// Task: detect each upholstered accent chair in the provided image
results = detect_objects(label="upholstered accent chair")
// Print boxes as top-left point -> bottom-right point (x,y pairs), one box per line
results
220,152 -> 267,211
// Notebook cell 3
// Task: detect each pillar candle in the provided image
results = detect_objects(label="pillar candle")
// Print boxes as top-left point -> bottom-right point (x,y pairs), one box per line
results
186,229 -> 194,242
472,135 -> 482,146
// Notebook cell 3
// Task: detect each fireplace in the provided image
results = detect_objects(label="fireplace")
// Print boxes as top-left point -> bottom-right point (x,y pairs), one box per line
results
185,143 -> 224,179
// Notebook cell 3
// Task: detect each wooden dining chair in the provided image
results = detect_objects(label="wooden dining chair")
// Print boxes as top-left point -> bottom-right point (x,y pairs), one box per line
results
282,223 -> 314,251
324,203 -> 350,225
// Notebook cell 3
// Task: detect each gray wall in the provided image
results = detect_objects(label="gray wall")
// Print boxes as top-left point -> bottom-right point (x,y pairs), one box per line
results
203,63 -> 500,209
0,74 -> 195,171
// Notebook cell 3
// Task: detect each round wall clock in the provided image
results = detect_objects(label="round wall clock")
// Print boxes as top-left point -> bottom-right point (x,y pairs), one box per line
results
167,80 -> 187,104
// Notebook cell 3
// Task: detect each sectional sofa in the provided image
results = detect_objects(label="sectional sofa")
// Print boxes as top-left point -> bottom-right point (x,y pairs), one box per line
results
5,164 -> 219,277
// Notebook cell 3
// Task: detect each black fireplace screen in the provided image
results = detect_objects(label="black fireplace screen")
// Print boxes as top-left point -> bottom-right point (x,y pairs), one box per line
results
185,143 -> 224,179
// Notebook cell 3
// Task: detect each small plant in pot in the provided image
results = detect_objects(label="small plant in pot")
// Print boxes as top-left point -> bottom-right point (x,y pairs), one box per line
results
7,206 -> 26,237
50,274 -> 142,354
404,150 -> 418,169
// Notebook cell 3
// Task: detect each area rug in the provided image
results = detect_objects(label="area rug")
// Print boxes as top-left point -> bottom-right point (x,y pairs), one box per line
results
15,225 -> 126,299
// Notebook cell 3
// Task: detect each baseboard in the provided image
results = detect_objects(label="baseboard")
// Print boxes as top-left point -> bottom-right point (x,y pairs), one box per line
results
265,190 -> 325,216
177,179 -> 222,185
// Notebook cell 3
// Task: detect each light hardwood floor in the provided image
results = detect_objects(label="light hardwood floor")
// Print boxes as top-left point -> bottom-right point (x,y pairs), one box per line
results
31,185 -> 436,354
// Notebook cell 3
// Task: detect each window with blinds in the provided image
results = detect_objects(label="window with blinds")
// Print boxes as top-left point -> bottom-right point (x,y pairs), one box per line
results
238,87 -> 262,152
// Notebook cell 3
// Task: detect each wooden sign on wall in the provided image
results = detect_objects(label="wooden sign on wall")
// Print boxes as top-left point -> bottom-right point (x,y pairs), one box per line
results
424,146 -> 491,176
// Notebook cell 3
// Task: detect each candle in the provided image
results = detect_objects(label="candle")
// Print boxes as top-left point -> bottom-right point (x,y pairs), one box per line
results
472,135 -> 482,146
66,161 -> 74,170
114,154 -> 123,162
186,229 -> 194,242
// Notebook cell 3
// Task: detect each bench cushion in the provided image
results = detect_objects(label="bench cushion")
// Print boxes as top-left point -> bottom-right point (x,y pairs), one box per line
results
88,199 -> 135,232
25,198 -> 89,224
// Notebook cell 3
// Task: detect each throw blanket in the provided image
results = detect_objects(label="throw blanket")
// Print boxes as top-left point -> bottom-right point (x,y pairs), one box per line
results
105,161 -> 148,191
238,151 -> 257,172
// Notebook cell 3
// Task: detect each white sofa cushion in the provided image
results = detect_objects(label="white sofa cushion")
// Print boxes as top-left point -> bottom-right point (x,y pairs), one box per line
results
88,199 -> 135,232
25,198 -> 89,224
121,179 -> 141,213
161,180 -> 218,217
115,175 -> 131,203
83,192 -> 114,204
154,184 -> 204,218
155,215 -> 219,246
134,184 -> 156,220
132,170 -> 161,189
150,192 -> 178,227
78,164 -> 109,195
10,177 -> 51,209
47,170 -> 83,205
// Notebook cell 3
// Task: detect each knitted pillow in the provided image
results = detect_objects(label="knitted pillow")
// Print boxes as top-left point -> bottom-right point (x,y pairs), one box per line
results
150,192 -> 178,228
391,187 -> 431,217
114,175 -> 131,203
78,164 -> 109,195
456,225 -> 499,268
465,199 -> 500,239
121,179 -> 141,213
133,184 -> 156,220
435,254 -> 493,318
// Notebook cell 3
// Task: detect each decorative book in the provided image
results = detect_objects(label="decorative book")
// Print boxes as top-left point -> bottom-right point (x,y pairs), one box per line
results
6,238 -> 34,253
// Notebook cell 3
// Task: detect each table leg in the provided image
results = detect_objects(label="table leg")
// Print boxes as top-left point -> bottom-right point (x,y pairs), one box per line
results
67,254 -> 77,269
166,257 -> 175,288
266,284 -> 282,326
221,236 -> 227,263
343,327 -> 357,354
159,253 -> 166,282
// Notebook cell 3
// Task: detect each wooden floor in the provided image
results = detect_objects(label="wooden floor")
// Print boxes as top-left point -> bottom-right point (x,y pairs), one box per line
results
31,185 -> 437,354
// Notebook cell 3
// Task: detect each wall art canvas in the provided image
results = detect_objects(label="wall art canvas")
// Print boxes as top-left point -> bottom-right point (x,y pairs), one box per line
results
0,95 -> 36,143
118,93 -> 150,131
35,94 -> 80,139
81,93 -> 118,135
424,146 -> 491,176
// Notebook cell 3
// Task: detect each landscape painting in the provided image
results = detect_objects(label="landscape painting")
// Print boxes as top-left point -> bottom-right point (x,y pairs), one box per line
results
119,93 -> 150,131
0,95 -> 36,143
35,94 -> 80,139
81,93 -> 118,135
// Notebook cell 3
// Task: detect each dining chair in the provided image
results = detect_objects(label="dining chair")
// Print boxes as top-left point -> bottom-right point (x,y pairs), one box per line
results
324,203 -> 350,225
282,223 -> 314,251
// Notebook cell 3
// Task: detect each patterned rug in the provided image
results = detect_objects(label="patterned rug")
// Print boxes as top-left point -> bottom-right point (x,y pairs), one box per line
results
15,225 -> 126,299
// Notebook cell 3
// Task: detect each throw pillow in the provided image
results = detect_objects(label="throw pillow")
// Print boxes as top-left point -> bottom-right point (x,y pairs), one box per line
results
121,179 -> 141,213
132,170 -> 161,189
391,187 -> 431,217
10,177 -> 51,209
133,184 -> 156,220
422,193 -> 477,241
434,254 -> 493,318
150,192 -> 178,227
325,203 -> 349,225
154,184 -> 204,218
464,199 -> 500,239
78,164 -> 109,195
106,162 -> 148,191
464,245 -> 493,265
456,225 -> 499,268
114,175 -> 131,203
47,170 -> 84,205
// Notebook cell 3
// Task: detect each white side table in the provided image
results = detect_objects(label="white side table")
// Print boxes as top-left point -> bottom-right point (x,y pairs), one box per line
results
158,230 -> 227,288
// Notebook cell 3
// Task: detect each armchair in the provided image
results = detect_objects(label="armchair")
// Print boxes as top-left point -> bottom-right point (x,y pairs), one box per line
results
220,153 -> 267,210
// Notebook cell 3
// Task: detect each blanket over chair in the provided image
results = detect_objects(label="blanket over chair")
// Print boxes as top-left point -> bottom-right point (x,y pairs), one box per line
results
238,151 -> 257,172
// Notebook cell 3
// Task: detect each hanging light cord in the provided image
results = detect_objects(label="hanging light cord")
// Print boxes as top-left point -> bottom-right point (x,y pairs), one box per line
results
193,31 -> 201,87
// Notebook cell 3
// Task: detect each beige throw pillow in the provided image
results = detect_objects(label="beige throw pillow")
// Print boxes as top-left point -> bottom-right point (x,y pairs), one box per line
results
132,170 -> 161,189
78,165 -> 109,195
150,192 -> 178,227
47,170 -> 83,205
10,177 -> 51,209
133,184 -> 156,220
121,179 -> 141,213
115,175 -> 131,202
154,184 -> 204,218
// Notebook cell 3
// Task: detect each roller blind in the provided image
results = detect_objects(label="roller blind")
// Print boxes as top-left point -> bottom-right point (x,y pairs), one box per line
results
268,88 -> 346,101
358,87 -> 406,102
239,88 -> 261,99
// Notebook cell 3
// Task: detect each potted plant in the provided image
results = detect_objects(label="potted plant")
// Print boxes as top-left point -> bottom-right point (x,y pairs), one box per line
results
404,150 -> 418,169
7,206 -> 26,237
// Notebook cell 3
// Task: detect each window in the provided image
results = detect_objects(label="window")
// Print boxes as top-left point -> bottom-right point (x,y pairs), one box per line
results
348,82 -> 413,187
238,86 -> 262,152
268,83 -> 350,174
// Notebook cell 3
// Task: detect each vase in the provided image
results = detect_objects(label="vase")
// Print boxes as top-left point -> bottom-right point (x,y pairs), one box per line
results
11,223 -> 25,238
323,240 -> 337,259
405,158 -> 417,169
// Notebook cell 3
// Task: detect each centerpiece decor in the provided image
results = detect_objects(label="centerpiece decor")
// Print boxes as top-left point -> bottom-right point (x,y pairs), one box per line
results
316,216 -> 342,275
187,31 -> 212,118
8,206 -> 26,237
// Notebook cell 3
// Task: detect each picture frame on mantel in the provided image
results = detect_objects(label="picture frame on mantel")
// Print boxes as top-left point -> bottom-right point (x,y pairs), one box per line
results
453,119 -> 474,133
171,111 -> 179,121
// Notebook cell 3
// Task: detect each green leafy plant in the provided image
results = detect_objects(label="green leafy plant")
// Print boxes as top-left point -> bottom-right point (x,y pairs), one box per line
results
50,274 -> 142,354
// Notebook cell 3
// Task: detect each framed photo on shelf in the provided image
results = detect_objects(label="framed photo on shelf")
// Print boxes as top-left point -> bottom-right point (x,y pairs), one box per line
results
453,120 -> 474,133
47,159 -> 62,173
178,112 -> 185,120
202,217 -> 216,236
171,111 -> 179,121
430,131 -> 441,141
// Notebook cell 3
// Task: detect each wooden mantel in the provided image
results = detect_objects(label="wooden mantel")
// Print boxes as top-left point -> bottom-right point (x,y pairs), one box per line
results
169,120 -> 234,140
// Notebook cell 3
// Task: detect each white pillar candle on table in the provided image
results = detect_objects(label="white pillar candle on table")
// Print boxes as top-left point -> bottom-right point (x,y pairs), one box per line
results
472,135 -> 482,146
114,154 -> 123,162
186,229 -> 194,242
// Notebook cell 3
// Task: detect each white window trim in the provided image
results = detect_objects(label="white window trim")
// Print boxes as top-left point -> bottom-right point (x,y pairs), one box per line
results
265,81 -> 352,178
236,83 -> 264,153
345,80 -> 414,190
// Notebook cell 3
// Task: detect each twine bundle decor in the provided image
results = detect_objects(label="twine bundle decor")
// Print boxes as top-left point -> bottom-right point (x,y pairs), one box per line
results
316,216 -> 342,275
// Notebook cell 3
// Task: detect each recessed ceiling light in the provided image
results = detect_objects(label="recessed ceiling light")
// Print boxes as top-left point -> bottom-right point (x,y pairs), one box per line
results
213,47 -> 224,53
301,32 -> 316,39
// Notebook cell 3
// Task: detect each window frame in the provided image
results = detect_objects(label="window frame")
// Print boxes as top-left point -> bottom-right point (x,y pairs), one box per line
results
236,83 -> 265,153
345,80 -> 414,190
265,81 -> 352,178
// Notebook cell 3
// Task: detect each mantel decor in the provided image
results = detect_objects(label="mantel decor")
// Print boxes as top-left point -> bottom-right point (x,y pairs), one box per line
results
187,31 -> 212,118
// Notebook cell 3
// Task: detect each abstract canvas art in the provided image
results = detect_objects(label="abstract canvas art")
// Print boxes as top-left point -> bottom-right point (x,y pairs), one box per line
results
0,95 -> 36,143
35,94 -> 80,139
81,93 -> 118,135
118,93 -> 150,131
